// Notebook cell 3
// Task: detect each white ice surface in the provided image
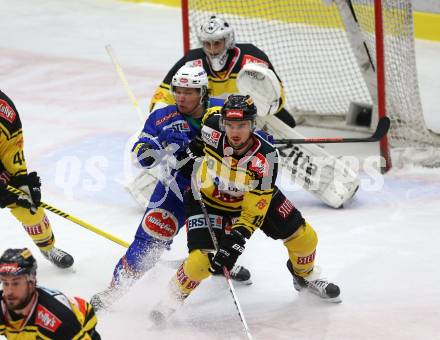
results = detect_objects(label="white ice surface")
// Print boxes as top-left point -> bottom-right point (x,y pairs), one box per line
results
1,1 -> 440,339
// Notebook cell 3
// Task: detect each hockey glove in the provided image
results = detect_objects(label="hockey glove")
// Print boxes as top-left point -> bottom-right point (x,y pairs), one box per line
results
0,183 -> 16,208
2,172 -> 41,213
158,129 -> 189,151
209,229 -> 246,274
132,139 -> 159,168
186,137 -> 205,158
175,138 -> 205,179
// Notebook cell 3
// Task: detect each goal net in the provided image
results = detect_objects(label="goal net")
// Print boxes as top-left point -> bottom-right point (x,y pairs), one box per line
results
182,0 -> 440,167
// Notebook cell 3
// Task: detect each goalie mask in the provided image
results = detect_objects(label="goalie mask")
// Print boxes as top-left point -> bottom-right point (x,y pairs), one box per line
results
0,248 -> 37,279
220,94 -> 257,131
171,64 -> 209,104
198,16 -> 235,72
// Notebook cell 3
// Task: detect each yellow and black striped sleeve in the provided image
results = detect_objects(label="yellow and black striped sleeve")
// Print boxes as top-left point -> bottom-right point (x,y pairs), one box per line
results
0,92 -> 27,177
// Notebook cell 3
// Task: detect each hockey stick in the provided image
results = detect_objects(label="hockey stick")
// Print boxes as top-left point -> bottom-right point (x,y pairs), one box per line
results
273,116 -> 390,145
105,44 -> 145,123
6,185 -> 187,270
193,187 -> 253,340
6,185 -> 130,248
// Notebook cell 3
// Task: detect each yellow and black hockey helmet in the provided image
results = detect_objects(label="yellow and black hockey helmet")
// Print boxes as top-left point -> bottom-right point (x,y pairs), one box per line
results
0,248 -> 37,277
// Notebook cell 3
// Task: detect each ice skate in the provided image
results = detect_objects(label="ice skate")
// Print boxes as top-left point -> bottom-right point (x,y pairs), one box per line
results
41,247 -> 74,269
90,286 -> 123,312
212,264 -> 252,285
287,260 -> 341,303
149,291 -> 185,327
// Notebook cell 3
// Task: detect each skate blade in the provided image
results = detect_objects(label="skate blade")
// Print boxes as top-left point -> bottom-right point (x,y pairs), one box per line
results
298,289 -> 342,304
322,295 -> 342,304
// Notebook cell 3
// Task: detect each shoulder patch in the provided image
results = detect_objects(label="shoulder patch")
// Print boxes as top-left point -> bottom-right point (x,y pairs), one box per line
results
186,59 -> 203,67
249,153 -> 270,178
241,55 -> 268,68
35,304 -> 62,333
155,110 -> 180,126
0,100 -> 17,123
202,125 -> 221,148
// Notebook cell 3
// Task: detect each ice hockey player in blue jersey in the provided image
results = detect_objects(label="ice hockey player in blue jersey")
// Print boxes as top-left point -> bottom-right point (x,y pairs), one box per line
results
90,65 -> 251,311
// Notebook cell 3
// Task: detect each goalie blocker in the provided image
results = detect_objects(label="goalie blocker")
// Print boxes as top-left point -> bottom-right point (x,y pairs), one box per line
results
237,63 -> 360,208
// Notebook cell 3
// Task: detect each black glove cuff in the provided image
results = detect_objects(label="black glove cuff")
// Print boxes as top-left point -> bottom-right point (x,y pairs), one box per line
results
231,227 -> 251,240
9,174 -> 28,188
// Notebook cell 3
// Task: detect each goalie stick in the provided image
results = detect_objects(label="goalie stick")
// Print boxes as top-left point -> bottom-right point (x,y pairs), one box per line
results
273,116 -> 390,145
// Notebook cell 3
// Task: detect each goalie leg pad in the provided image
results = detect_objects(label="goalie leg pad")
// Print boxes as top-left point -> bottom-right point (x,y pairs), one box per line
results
283,222 -> 317,277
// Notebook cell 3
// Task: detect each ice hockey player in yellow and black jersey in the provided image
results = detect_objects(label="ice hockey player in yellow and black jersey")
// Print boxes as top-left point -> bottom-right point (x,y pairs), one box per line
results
0,90 -> 73,269
0,248 -> 100,339
149,15 -> 296,128
150,95 -> 341,323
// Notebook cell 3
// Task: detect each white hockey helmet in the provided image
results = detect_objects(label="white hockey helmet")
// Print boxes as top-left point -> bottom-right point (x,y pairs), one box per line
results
197,15 -> 235,72
171,64 -> 209,102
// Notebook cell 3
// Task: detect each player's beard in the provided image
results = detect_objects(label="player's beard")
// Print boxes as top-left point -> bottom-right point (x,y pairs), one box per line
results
228,135 -> 253,152
4,283 -> 35,311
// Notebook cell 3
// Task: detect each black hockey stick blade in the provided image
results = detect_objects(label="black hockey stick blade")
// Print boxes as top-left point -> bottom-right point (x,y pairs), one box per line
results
273,116 -> 390,145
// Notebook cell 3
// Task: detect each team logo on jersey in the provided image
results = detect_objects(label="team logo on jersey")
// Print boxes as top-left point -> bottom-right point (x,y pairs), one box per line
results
187,214 -> 223,231
187,59 -> 203,67
16,136 -> 24,149
155,111 -> 180,126
249,153 -> 270,178
212,187 -> 243,203
153,92 -> 165,100
142,208 -> 178,241
241,55 -> 268,67
202,125 -> 221,148
164,120 -> 191,132
0,100 -> 17,123
35,305 -> 62,332
256,198 -> 267,210
277,198 -> 295,219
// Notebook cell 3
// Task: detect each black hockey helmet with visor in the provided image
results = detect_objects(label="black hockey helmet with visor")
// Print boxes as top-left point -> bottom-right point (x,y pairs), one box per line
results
0,248 -> 37,278
220,94 -> 257,131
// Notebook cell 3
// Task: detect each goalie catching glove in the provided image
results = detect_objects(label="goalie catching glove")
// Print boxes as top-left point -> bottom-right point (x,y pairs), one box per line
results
209,229 -> 246,274
0,172 -> 41,214
237,62 -> 281,117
